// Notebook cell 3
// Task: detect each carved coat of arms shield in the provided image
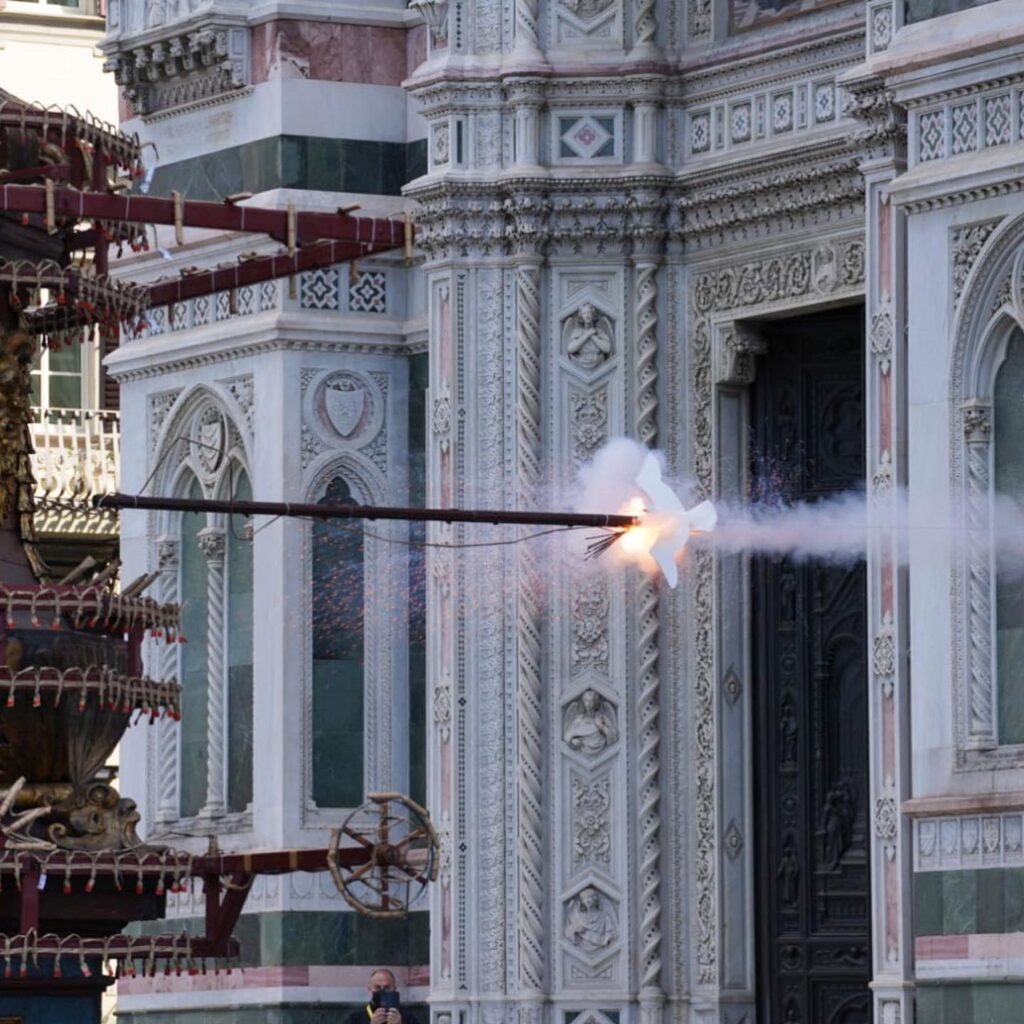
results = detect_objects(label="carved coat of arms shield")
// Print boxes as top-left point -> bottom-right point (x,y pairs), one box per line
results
195,408 -> 225,474
325,380 -> 366,438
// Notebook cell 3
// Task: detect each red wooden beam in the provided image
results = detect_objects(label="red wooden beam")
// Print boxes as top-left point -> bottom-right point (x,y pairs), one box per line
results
145,239 -> 371,307
191,847 -> 368,877
0,184 -> 408,250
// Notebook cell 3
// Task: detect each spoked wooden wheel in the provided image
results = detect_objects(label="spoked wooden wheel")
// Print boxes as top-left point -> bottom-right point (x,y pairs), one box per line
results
327,792 -> 439,918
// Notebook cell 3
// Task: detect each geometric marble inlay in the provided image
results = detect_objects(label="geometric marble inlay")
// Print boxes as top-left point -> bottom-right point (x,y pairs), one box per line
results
919,110 -> 945,162
559,115 -> 616,160
300,266 -> 341,310
349,271 -> 387,314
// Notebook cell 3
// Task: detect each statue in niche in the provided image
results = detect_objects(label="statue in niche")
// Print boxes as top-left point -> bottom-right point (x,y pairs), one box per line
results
820,778 -> 855,872
565,303 -> 614,369
779,563 -> 797,625
564,886 -> 617,953
564,689 -> 618,754
780,692 -> 797,766
777,834 -> 799,906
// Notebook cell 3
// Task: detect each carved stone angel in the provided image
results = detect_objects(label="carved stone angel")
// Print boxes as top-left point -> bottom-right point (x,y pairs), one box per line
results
565,303 -> 614,369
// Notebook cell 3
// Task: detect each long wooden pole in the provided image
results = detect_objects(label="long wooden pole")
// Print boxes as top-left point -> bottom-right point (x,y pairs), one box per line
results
93,493 -> 639,531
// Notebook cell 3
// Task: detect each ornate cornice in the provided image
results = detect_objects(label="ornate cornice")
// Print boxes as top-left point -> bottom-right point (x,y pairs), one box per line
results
406,176 -> 674,259
102,14 -> 249,117
108,332 -> 426,382
677,141 -> 864,249
841,73 -> 907,160
677,26 -> 863,104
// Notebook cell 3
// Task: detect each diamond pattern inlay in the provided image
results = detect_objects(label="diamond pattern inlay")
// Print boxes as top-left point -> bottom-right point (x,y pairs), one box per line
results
349,271 -> 387,314
731,103 -> 752,143
259,281 -> 279,312
171,302 -> 188,331
951,103 -> 978,156
300,267 -> 340,310
919,110 -> 945,162
814,83 -> 835,124
691,112 -> 711,154
559,115 -> 616,160
193,295 -> 210,326
984,95 -> 1011,147
772,94 -> 793,133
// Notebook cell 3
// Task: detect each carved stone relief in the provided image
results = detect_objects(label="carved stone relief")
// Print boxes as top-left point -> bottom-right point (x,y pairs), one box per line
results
952,220 -> 1001,312
565,886 -> 619,956
571,582 -> 610,675
570,386 -> 609,463
564,689 -> 619,755
555,0 -> 622,43
572,775 -> 611,864
565,303 -> 614,369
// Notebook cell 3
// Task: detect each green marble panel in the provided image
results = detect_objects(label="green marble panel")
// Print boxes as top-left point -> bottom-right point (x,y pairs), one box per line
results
129,911 -> 427,968
917,983 -> 1024,1024
942,869 -> 977,934
977,869 -> 1007,934
914,871 -> 944,936
145,137 -> 425,200
916,867 -> 1024,936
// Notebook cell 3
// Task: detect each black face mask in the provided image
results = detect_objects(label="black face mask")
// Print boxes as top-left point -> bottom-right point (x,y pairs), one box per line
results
371,991 -> 400,1010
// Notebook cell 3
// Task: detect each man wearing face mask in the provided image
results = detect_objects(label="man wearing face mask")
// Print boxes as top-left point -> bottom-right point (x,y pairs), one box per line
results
344,968 -> 421,1024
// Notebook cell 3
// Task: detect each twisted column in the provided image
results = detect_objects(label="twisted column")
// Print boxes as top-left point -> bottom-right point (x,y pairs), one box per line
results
515,262 -> 545,1000
635,261 -> 663,1020
636,263 -> 659,446
964,405 -> 995,748
634,0 -> 657,48
197,526 -> 227,818
155,537 -> 180,823
515,0 -> 540,52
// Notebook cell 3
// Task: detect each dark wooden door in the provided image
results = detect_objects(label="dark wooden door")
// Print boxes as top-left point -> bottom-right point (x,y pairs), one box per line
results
751,308 -> 871,1024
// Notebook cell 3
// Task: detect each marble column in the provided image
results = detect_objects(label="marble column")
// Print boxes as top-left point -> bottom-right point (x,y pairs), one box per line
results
197,525 -> 227,820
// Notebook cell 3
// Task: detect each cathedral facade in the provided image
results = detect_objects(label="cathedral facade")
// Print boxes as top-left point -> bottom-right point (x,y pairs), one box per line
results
101,0 -> 1024,1022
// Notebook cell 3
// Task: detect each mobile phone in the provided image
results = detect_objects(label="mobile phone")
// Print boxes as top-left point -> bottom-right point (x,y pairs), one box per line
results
380,991 -> 401,1009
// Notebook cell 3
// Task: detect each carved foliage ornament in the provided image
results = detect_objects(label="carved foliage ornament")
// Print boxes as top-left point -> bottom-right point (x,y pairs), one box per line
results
572,776 -> 611,863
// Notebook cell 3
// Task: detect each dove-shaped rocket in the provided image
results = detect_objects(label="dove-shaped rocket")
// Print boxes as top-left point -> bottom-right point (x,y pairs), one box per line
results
627,453 -> 717,588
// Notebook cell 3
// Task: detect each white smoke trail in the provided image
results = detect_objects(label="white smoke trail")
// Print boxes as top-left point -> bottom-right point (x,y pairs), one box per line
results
571,438 -> 1024,578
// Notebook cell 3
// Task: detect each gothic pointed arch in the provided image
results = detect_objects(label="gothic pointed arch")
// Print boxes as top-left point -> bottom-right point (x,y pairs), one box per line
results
149,387 -> 254,826
950,213 -> 1024,764
301,454 -> 395,822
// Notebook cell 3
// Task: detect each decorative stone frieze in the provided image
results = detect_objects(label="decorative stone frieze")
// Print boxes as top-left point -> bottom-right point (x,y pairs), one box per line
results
103,19 -> 249,116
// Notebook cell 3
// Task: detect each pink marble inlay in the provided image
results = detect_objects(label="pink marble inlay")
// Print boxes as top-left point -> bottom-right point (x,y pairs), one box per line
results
916,935 -> 970,959
885,858 -> 899,960
407,24 -> 427,78
880,372 -> 892,451
251,22 -> 408,86
879,200 -> 892,297
882,560 -> 893,617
